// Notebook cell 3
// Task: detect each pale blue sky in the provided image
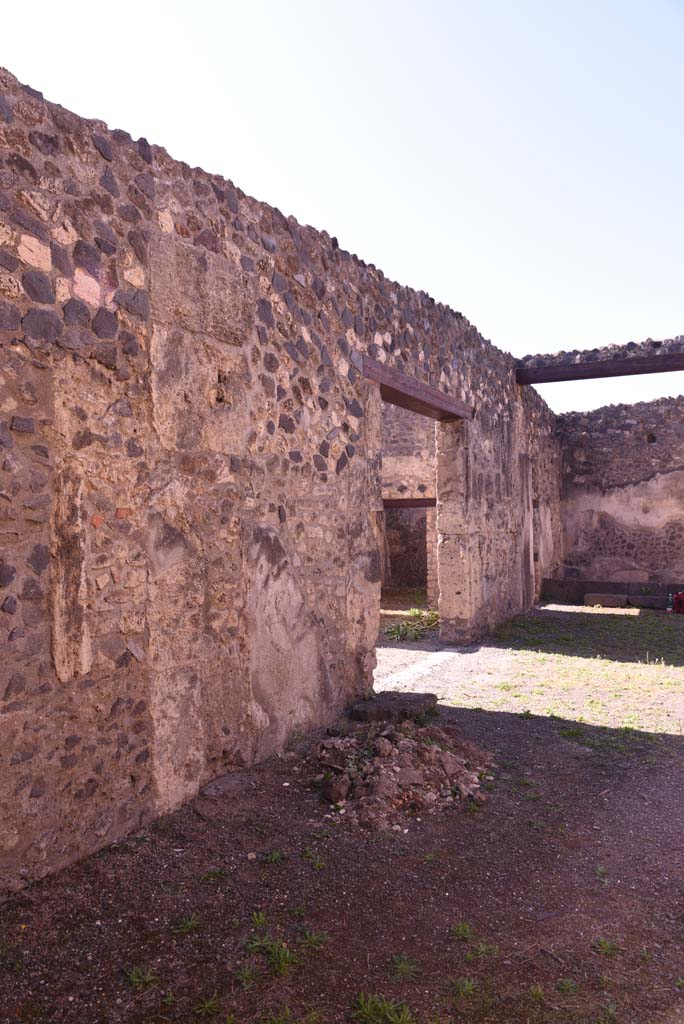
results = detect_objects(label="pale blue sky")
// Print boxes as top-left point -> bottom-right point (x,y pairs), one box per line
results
2,1 -> 682,412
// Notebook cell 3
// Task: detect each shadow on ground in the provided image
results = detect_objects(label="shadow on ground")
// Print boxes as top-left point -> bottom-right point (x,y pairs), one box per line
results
1,695 -> 684,1024
486,605 -> 684,667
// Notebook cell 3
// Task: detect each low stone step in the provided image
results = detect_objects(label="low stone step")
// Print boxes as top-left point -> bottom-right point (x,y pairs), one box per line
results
584,593 -> 628,608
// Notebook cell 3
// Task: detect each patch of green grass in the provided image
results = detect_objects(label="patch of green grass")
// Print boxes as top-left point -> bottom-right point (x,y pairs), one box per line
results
251,910 -> 269,929
193,991 -> 220,1017
556,978 -> 579,994
172,913 -> 201,935
450,921 -> 474,942
234,963 -> 259,989
383,609 -> 439,643
199,867 -> 228,882
298,928 -> 329,950
262,849 -> 286,865
594,1003 -> 618,1024
123,965 -> 157,990
389,954 -> 419,982
351,993 -> 415,1024
414,706 -> 440,727
529,983 -> 544,1001
303,847 -> 325,871
260,1012 -> 296,1024
246,933 -> 298,976
449,976 -> 476,997
466,941 -> 498,961
592,937 -> 620,956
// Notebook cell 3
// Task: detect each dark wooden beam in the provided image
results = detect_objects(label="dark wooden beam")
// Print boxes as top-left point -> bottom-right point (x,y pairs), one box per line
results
383,497 -> 436,509
517,352 -> 684,384
362,355 -> 473,420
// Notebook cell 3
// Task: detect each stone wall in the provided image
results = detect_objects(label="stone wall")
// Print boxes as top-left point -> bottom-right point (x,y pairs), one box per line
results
381,402 -> 435,501
557,396 -> 684,581
383,507 -> 427,589
518,334 -> 684,373
0,68 -> 562,893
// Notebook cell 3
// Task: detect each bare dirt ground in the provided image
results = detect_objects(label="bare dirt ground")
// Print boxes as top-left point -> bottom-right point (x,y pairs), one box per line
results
2,605 -> 684,1024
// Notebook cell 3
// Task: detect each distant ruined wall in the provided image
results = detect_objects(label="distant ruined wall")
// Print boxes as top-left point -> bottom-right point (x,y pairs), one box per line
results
380,403 -> 437,603
0,68 -> 561,893
557,397 -> 684,582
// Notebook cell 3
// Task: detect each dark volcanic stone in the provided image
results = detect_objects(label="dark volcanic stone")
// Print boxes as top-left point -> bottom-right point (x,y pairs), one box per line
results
22,270 -> 54,304
93,343 -> 118,369
134,172 -> 155,199
92,133 -> 113,160
95,235 -> 116,256
23,309 -> 62,343
7,153 -> 38,183
0,96 -> 13,123
272,271 -> 288,293
27,544 -> 49,575
127,229 -> 148,264
278,414 -> 296,434
0,301 -> 21,331
28,131 -> 59,155
73,241 -> 100,277
115,289 -> 149,319
10,417 -> 35,434
92,308 -> 119,339
50,242 -> 73,276
120,331 -> 139,357
100,167 -> 119,197
263,353 -> 279,372
0,249 -> 18,272
0,561 -> 16,588
195,228 -> 220,252
63,298 -> 90,327
137,137 -> 153,164
1,595 -> 17,614
11,207 -> 48,242
335,452 -> 348,474
257,298 -> 275,328
118,204 -> 141,224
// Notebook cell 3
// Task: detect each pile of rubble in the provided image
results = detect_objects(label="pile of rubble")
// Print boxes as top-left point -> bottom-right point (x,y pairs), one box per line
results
308,716 -> 492,830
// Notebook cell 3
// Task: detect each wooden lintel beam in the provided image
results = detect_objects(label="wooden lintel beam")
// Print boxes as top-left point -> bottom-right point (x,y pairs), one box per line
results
362,355 -> 473,421
517,352 -> 684,384
383,497 -> 436,509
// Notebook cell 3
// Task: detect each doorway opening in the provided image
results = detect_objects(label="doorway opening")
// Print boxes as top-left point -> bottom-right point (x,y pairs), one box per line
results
361,355 -> 472,641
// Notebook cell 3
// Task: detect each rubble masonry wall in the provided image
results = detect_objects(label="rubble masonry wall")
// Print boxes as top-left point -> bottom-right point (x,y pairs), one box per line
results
0,68 -> 561,893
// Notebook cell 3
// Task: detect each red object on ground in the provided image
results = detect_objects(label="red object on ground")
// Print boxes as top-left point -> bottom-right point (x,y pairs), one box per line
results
674,592 -> 684,614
